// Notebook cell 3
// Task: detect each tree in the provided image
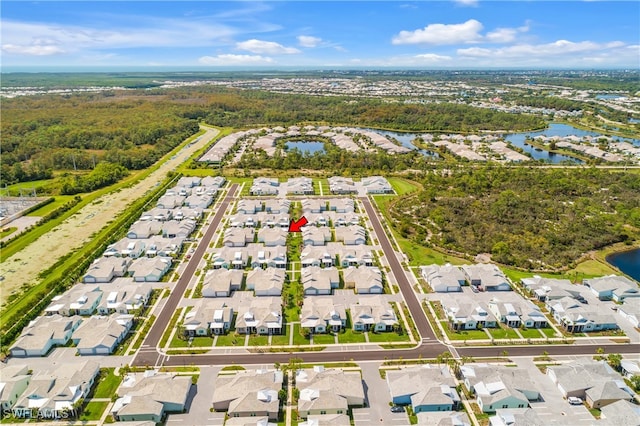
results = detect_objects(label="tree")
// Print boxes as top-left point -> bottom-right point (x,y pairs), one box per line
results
607,353 -> 622,371
594,347 -> 606,361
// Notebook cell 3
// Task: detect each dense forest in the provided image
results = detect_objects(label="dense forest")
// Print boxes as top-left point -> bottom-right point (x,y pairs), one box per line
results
1,87 -> 546,186
390,167 -> 640,270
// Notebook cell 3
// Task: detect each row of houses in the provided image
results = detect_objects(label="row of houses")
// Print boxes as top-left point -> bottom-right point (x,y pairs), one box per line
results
182,295 -> 398,337
210,367 -> 364,423
249,176 -> 393,196
420,264 -> 511,293
85,256 -> 172,282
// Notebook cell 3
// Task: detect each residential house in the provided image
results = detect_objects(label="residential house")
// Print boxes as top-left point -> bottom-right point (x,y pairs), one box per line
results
95,281 -> 152,315
129,257 -> 172,282
256,213 -> 289,229
618,299 -> 640,327
302,199 -> 327,214
459,364 -> 538,413
420,264 -> 466,293
520,277 -> 582,302
44,285 -> 103,316
334,225 -> 366,245
156,194 -> 185,209
10,315 -> 82,357
201,268 -> 244,297
246,267 -> 285,297
177,176 -> 202,188
0,365 -> 31,413
264,199 -> 290,214
236,199 -> 263,215
127,221 -> 163,239
620,359 -> 640,380
302,227 -> 332,246
343,267 -> 383,294
301,266 -> 340,295
143,235 -> 184,257
184,194 -> 213,209
441,297 -> 498,330
229,214 -> 259,228
286,177 -> 314,195
328,198 -> 355,214
487,298 -> 547,328
350,297 -> 398,332
140,207 -> 173,222
224,228 -> 255,247
333,213 -> 360,227
161,219 -> 196,238
235,297 -> 283,335
583,275 -> 640,302
171,207 -> 202,221
71,314 -> 133,355
386,366 -> 460,413
183,304 -> 234,336
489,408 -> 546,426
83,257 -> 131,283
11,361 -> 99,419
546,297 -> 618,333
104,239 -> 147,258
201,176 -> 226,191
211,247 -> 248,270
328,177 -> 357,194
257,227 -> 287,247
250,178 -> 279,196
599,400 -> 640,426
417,412 -> 471,426
547,358 -> 633,408
461,264 -> 511,291
300,298 -> 346,333
296,367 -> 364,419
212,369 -> 283,420
113,371 -> 192,422
299,414 -> 351,426
246,244 -> 287,269
360,176 -> 393,194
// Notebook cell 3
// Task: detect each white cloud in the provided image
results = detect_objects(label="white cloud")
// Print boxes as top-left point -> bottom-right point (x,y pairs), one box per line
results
392,19 -> 484,45
414,53 -> 453,62
458,40 -> 625,58
198,54 -> 274,65
236,39 -> 300,54
297,35 -> 322,48
453,0 -> 479,7
2,43 -> 66,56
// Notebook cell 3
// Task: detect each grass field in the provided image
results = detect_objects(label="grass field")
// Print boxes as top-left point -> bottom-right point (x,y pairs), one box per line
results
215,333 -> 244,347
292,324 -> 311,346
387,177 -> 421,195
92,368 -> 122,398
445,326 -> 488,341
312,333 -> 337,345
271,333 -> 290,346
519,328 -> 547,339
79,401 -> 109,421
368,331 -> 411,343
337,329 -> 367,344
0,227 -> 17,238
487,327 -> 520,340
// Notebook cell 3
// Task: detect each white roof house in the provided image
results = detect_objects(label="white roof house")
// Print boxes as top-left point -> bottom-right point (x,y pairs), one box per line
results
202,268 -> 244,297
386,366 -> 460,413
72,314 -> 133,355
235,297 -> 283,335
246,267 -> 285,297
583,275 -> 639,302
212,369 -> 283,420
129,257 -> 172,282
301,266 -> 340,295
83,257 -> 131,283
44,284 -> 103,316
350,296 -> 398,332
461,264 -> 511,291
10,315 -> 82,357
420,264 -> 466,293
300,298 -> 346,333
343,267 -> 383,294
296,367 -> 364,419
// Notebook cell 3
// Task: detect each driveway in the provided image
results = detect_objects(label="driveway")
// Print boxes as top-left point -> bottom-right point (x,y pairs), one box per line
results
166,366 -> 224,426
355,361 -> 410,426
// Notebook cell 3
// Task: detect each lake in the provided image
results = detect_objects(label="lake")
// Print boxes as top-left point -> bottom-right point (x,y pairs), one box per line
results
285,141 -> 326,154
606,248 -> 640,282
363,128 -> 439,158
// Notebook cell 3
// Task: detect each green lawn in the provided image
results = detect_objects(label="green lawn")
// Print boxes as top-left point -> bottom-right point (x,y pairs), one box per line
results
93,368 -> 122,398
25,196 -> 76,217
171,335 -> 214,348
292,324 -> 311,346
337,329 -> 367,344
368,331 -> 411,343
248,335 -> 269,346
79,401 -> 109,421
540,327 -> 558,338
445,327 -> 489,341
216,333 -> 244,347
1,227 -> 17,238
520,328 -> 547,339
312,333 -> 337,345
271,333 -> 290,346
487,327 -> 520,340
387,177 -> 421,195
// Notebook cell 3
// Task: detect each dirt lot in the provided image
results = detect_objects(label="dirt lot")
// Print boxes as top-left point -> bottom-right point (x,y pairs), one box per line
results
0,127 -> 219,305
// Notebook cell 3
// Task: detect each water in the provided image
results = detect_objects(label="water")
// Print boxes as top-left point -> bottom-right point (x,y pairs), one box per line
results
606,248 -> 640,282
629,118 -> 640,124
596,94 -> 625,100
285,141 -> 326,154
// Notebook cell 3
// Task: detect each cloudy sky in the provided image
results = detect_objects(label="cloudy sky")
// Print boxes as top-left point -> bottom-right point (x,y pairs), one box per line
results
2,1 -> 639,69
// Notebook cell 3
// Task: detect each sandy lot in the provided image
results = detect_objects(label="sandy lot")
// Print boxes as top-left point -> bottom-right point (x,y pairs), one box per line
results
0,127 -> 219,305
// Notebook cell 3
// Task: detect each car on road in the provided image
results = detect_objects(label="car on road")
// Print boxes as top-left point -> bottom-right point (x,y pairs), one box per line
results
390,406 -> 405,413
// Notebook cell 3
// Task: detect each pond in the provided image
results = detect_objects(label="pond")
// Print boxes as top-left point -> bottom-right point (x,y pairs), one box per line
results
362,128 -> 439,158
606,248 -> 640,282
285,140 -> 326,154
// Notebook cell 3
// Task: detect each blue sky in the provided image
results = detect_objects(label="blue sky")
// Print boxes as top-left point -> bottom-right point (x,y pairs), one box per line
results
2,1 -> 639,69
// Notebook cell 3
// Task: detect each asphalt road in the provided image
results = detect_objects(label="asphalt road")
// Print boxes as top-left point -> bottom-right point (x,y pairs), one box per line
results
358,196 -> 437,342
133,184 -> 238,367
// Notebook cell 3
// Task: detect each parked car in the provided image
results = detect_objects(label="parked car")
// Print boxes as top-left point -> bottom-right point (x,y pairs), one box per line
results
390,406 -> 405,413
568,397 -> 583,405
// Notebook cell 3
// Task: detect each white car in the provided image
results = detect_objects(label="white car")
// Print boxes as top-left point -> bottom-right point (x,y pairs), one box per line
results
568,397 -> 582,405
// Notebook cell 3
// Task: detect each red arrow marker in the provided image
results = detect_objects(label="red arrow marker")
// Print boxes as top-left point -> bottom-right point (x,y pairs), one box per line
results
288,216 -> 308,232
